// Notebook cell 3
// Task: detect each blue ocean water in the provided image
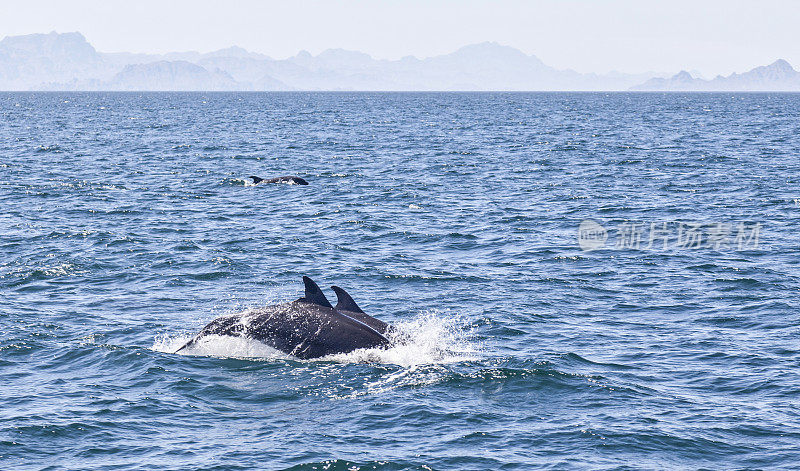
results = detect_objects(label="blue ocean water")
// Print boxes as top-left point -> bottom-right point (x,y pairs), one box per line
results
1,92 -> 799,470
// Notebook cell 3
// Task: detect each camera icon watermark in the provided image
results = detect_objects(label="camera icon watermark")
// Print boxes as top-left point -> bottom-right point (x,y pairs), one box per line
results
577,220 -> 608,251
577,219 -> 761,252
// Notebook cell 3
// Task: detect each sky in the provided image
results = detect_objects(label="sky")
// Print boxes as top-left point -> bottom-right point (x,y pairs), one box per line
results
1,0 -> 798,77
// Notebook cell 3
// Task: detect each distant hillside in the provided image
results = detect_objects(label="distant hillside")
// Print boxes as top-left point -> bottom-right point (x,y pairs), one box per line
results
0,31 -> 114,89
9,31 -> 795,92
631,60 -> 800,91
0,31 -> 672,91
106,61 -> 243,91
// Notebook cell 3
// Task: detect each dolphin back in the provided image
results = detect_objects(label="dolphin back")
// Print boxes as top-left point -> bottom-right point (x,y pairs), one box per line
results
246,301 -> 389,359
249,175 -> 308,185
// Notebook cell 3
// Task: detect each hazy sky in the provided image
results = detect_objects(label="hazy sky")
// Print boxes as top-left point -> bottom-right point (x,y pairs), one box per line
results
2,0 -> 798,76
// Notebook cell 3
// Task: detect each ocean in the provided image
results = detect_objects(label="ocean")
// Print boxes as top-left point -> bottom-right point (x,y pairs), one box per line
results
1,92 -> 799,470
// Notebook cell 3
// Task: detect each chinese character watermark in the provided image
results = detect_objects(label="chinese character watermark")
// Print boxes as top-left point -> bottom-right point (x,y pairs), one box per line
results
577,220 -> 761,252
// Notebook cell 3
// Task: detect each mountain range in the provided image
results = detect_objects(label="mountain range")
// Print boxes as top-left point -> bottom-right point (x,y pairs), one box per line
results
631,59 -> 800,91
1,32 -> 798,92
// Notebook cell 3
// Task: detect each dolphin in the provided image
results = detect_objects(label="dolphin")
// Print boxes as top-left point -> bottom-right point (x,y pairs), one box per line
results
175,277 -> 388,359
249,175 -> 308,185
331,285 -> 390,335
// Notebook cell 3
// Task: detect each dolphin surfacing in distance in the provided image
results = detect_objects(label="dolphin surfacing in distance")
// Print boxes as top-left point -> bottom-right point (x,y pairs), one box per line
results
175,277 -> 389,359
249,175 -> 308,185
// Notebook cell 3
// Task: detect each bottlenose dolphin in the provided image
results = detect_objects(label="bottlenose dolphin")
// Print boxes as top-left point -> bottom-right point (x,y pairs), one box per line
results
249,175 -> 309,185
331,285 -> 389,335
175,277 -> 388,359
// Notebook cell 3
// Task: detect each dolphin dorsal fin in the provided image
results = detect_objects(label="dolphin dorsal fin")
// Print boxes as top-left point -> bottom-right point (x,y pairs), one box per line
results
331,286 -> 365,314
249,175 -> 264,184
300,276 -> 333,308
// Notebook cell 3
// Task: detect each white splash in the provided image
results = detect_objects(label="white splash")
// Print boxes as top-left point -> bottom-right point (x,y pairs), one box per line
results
324,310 -> 481,366
152,332 -> 288,359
